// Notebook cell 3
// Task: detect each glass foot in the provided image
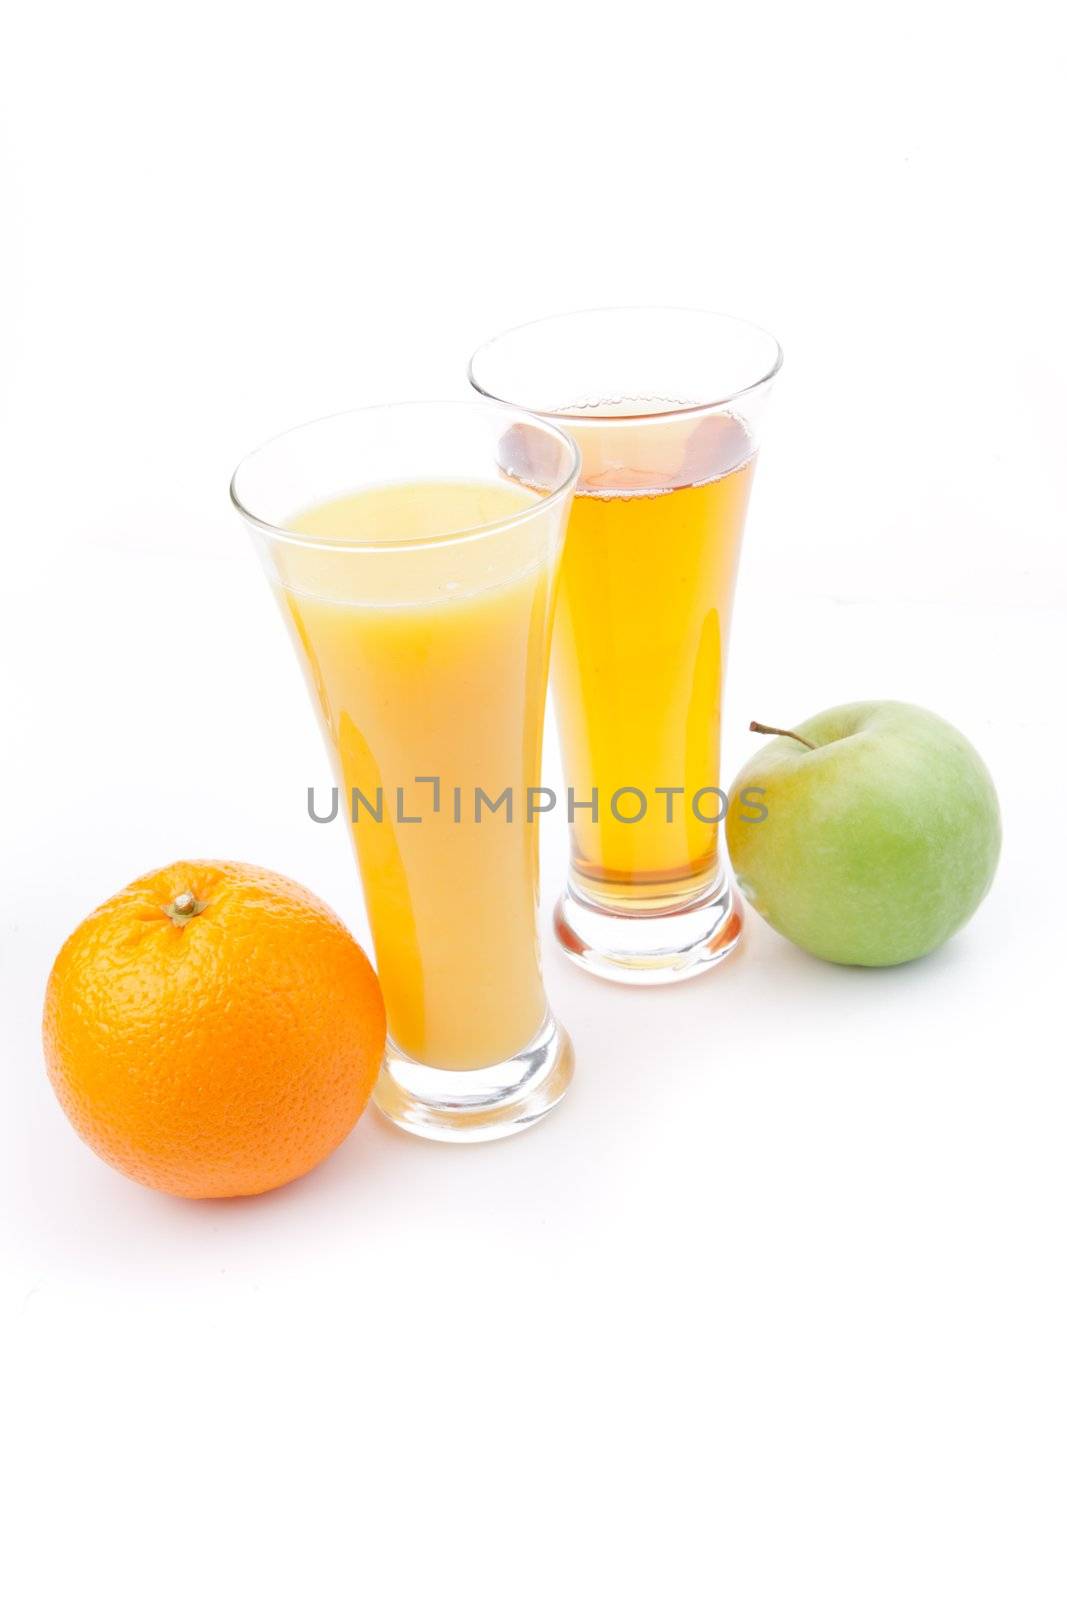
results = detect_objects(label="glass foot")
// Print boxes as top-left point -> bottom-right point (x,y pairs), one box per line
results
554,873 -> 743,986
372,1013 -> 574,1143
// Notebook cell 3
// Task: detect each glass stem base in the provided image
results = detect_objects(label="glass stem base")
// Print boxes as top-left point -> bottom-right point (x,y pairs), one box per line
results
554,871 -> 743,986
372,1013 -> 574,1143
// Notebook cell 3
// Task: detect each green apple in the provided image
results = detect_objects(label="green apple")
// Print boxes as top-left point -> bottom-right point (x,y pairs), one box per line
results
725,701 -> 1001,966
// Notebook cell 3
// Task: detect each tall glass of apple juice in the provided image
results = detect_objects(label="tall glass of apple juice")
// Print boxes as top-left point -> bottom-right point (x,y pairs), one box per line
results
231,403 -> 579,1141
470,309 -> 781,984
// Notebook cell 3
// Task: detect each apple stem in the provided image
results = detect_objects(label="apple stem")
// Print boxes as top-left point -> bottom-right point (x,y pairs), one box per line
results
749,720 -> 817,751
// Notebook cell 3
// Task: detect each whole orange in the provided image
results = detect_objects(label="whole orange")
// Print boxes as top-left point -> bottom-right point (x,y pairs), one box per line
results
43,860 -> 386,1198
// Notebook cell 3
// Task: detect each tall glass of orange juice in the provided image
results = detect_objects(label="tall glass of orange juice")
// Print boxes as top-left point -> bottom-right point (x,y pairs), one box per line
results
470,309 -> 781,984
231,404 -> 579,1140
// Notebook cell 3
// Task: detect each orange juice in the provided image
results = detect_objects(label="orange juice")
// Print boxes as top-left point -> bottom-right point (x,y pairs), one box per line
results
552,411 -> 755,908
274,480 -> 557,1071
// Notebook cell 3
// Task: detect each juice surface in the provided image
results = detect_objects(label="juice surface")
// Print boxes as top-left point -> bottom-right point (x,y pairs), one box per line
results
277,480 -> 556,1070
551,411 -> 755,907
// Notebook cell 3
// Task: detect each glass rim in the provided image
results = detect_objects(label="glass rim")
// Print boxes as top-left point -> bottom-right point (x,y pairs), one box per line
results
467,305 -> 783,422
229,399 -> 581,554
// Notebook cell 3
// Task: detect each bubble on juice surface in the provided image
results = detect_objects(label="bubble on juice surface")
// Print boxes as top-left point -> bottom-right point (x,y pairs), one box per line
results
564,406 -> 755,498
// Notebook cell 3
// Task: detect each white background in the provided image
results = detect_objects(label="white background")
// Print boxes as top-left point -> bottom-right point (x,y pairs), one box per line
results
2,3 -> 1065,1595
